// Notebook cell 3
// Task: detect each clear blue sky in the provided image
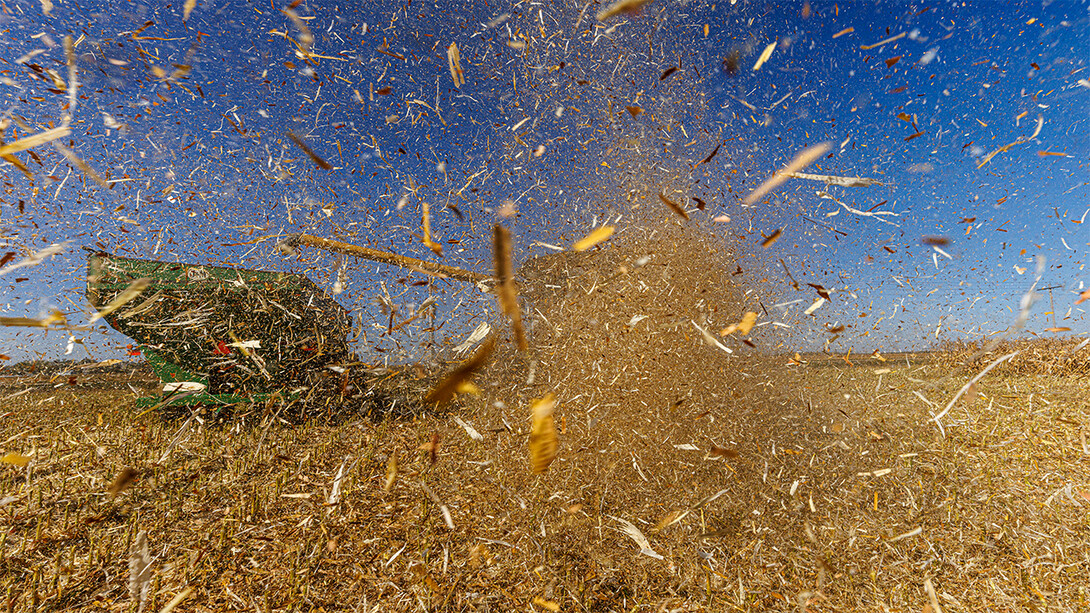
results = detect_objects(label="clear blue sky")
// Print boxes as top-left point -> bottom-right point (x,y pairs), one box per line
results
1,0 -> 1087,362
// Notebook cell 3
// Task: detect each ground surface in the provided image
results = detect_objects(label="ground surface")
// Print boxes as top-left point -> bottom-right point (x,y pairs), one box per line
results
2,229 -> 1089,612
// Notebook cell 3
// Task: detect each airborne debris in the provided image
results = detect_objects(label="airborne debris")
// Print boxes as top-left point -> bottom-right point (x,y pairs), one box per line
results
128,531 -> 152,613
611,516 -> 663,559
657,191 -> 689,220
89,277 -> 150,324
493,224 -> 527,351
596,0 -> 653,22
787,172 -> 884,187
454,321 -> 492,354
752,40 -> 777,71
721,311 -> 758,336
0,452 -> 31,468
1,2 -> 1086,608
287,131 -> 333,169
860,31 -> 906,50
572,225 -> 616,251
108,467 -> 139,497
0,310 -> 69,328
0,126 -> 71,156
447,43 -> 465,87
744,142 -> 831,205
528,393 -> 559,474
977,115 -> 1044,168
760,228 -> 782,247
425,336 -> 495,405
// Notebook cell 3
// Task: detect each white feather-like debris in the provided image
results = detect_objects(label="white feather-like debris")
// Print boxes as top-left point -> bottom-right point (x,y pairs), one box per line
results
0,241 -> 69,277
610,516 -> 663,559
932,351 -> 1020,436
157,414 -> 195,464
690,321 -> 732,354
453,416 -> 484,441
804,297 -> 826,315
454,321 -> 491,354
327,457 -> 350,506
788,171 -> 884,187
128,530 -> 153,613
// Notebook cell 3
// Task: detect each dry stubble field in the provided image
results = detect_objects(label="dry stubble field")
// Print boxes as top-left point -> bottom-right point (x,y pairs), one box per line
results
2,227 -> 1089,612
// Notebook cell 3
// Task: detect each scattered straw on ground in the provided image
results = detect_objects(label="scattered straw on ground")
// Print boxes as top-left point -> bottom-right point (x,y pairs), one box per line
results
1,221 -> 1088,611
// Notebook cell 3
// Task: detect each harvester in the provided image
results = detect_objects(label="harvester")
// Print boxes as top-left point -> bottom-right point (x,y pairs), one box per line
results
85,235 -> 489,408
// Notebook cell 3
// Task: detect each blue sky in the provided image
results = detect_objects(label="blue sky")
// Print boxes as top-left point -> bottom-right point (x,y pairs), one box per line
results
1,0 -> 1087,362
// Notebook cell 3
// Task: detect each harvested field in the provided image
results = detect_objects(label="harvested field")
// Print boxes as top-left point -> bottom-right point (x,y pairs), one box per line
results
2,1 -> 1086,611
3,359 -> 1088,611
2,225 -> 1088,612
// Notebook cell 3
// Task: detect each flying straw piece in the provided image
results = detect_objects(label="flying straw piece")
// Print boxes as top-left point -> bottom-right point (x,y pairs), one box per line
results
128,531 -> 152,613
0,126 -> 71,156
529,393 -> 559,474
447,43 -> 464,87
0,149 -> 31,179
752,41 -> 777,71
63,35 -> 78,125
454,321 -> 491,354
327,457 -> 350,506
932,351 -> 1020,436
120,289 -> 164,318
157,414 -> 195,463
159,588 -> 194,613
804,297 -> 826,315
0,452 -> 30,468
721,312 -> 758,336
420,481 -> 455,529
425,336 -> 495,405
572,225 -> 615,251
421,200 -> 442,255
977,115 -> 1044,169
389,296 -> 437,333
860,31 -> 906,50
89,277 -> 151,323
596,0 -> 653,21
281,6 -> 313,54
453,416 -> 484,441
888,526 -> 923,543
787,172 -> 884,187
108,467 -> 139,498
493,224 -> 527,351
760,228 -> 783,247
821,193 -> 901,226
383,451 -> 398,492
0,310 -> 68,328
691,320 -> 733,353
658,191 -> 690,220
55,143 -> 112,188
744,142 -> 831,206
287,131 -> 332,169
610,516 -> 663,559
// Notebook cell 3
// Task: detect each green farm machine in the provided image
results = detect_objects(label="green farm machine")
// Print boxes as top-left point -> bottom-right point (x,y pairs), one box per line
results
85,235 -> 488,408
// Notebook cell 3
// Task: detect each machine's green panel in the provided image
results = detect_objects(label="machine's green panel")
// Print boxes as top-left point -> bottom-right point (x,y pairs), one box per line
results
85,250 -> 353,405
